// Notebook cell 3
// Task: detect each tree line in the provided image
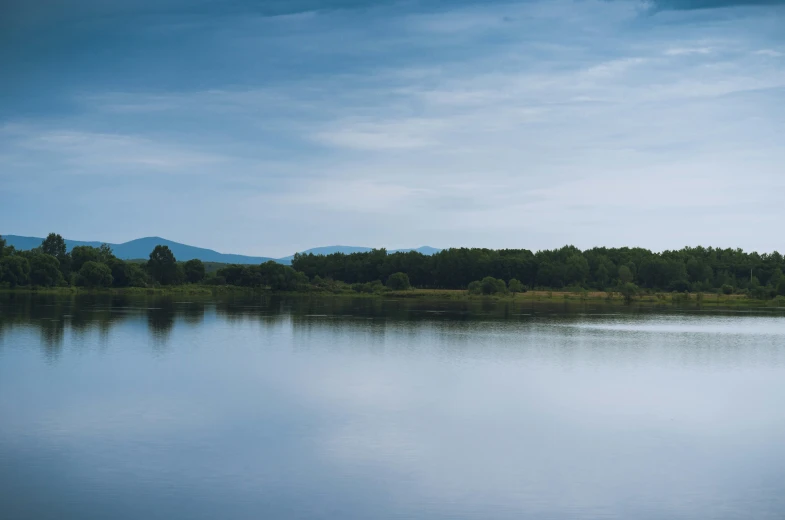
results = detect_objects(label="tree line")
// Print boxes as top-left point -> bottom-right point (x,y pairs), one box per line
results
2,234 -> 785,299
0,233 -> 313,291
0,233 -> 202,289
291,245 -> 785,299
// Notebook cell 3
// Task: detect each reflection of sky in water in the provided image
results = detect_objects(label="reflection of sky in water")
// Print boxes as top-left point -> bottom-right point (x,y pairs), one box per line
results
1,295 -> 784,519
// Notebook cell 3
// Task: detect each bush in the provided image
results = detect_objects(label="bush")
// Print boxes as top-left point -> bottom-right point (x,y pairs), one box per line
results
480,276 -> 507,295
667,279 -> 690,292
508,278 -> 525,294
467,281 -> 481,295
721,284 -> 734,295
386,272 -> 411,290
619,282 -> 638,303
750,285 -> 771,300
352,282 -> 375,294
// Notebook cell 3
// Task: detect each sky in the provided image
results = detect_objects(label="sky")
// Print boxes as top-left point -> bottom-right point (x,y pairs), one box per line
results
1,0 -> 784,257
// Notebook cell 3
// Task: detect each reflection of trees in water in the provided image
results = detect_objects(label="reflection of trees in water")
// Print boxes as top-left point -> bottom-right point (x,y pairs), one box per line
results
180,301 -> 206,325
3,292 -> 735,361
147,298 -> 176,348
39,318 -> 65,361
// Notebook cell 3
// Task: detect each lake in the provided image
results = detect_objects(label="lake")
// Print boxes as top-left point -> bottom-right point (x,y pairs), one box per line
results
1,293 -> 784,520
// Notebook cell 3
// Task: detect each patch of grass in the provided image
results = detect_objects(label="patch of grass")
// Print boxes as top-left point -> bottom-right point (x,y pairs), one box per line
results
1,286 -> 778,308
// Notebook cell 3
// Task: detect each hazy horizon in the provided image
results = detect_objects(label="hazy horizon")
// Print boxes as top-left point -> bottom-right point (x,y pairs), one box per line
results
2,0 -> 784,257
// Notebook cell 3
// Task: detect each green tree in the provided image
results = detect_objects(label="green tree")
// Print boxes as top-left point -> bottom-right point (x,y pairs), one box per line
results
126,263 -> 149,287
41,233 -> 71,279
70,246 -> 101,273
29,254 -> 63,286
467,280 -> 481,295
147,245 -> 179,285
386,272 -> 411,290
77,261 -> 113,288
618,265 -> 633,284
619,282 -> 638,303
183,259 -> 206,284
594,262 -> 610,288
565,254 -> 589,285
480,276 -> 507,295
98,243 -> 115,263
105,258 -> 129,287
508,278 -> 524,294
260,262 -> 308,291
0,256 -> 30,287
0,235 -> 6,258
41,233 -> 66,259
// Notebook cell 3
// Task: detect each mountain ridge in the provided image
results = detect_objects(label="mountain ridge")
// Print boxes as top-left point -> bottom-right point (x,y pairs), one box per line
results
1,235 -> 441,265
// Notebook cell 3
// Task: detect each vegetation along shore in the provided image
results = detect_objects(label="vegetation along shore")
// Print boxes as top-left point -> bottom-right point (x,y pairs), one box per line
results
2,233 -> 785,306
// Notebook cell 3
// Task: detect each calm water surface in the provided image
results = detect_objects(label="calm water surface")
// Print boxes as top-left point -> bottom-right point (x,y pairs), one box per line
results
1,294 -> 784,520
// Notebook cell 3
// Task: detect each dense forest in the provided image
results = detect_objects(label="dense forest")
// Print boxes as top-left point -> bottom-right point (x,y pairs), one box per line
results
291,245 -> 785,299
2,233 -> 785,300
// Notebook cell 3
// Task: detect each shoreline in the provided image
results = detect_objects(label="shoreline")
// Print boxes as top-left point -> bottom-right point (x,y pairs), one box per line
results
1,286 -> 783,308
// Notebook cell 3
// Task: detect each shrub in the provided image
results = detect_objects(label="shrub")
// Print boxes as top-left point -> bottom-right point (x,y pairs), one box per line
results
480,276 -> 507,295
508,278 -> 524,294
352,282 -> 375,293
721,284 -> 734,295
619,282 -> 638,303
667,279 -> 690,292
386,272 -> 411,290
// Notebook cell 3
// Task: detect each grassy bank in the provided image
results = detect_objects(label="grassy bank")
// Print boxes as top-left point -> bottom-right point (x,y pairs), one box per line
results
386,288 -> 785,307
2,285 -> 784,308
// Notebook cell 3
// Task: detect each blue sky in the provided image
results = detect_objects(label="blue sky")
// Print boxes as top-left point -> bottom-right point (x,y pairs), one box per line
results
1,0 -> 784,257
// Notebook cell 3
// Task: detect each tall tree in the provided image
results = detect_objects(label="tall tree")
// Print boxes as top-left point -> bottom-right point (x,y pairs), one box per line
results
98,243 -> 115,263
147,245 -> 179,285
41,233 -> 67,259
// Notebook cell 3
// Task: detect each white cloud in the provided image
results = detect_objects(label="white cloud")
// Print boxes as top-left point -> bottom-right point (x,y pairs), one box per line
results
665,47 -> 713,56
5,126 -> 226,174
753,49 -> 783,57
311,117 -> 445,150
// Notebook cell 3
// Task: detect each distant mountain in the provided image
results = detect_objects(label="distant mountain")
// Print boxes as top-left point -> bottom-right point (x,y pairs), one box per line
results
1,235 -> 441,265
2,235 -> 275,264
